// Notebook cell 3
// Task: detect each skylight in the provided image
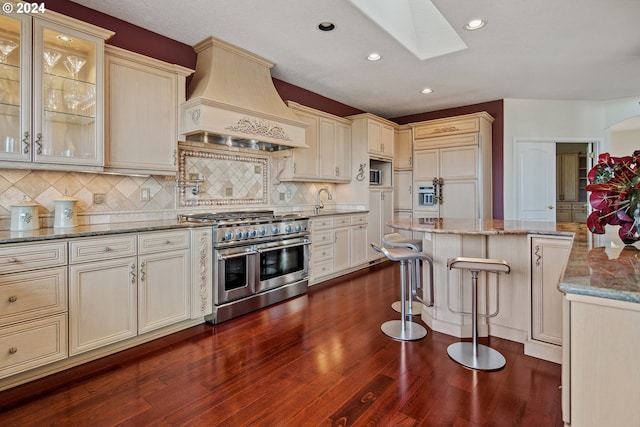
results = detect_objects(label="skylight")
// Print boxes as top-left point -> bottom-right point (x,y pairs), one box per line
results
347,0 -> 467,61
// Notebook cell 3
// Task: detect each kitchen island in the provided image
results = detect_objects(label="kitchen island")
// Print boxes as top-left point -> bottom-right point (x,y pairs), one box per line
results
557,226 -> 640,427
388,217 -> 575,363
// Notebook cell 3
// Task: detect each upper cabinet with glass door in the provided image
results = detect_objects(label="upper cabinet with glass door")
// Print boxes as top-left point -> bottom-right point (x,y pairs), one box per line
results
0,5 -> 113,170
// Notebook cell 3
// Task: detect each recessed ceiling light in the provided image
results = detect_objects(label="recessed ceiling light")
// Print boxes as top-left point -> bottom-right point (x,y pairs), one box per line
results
421,88 -> 433,94
318,22 -> 335,31
367,52 -> 381,61
57,35 -> 73,42
465,19 -> 485,30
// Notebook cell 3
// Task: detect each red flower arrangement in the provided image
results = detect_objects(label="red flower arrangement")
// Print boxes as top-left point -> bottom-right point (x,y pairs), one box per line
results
586,150 -> 640,244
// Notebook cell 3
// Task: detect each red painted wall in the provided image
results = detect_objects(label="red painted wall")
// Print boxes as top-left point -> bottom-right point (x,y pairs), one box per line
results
47,0 -> 503,218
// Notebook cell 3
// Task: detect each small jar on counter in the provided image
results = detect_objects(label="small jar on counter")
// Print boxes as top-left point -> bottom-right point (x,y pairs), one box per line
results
10,199 -> 40,231
54,195 -> 79,228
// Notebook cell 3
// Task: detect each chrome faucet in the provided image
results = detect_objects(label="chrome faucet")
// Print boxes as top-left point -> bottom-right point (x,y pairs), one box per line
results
315,187 -> 332,214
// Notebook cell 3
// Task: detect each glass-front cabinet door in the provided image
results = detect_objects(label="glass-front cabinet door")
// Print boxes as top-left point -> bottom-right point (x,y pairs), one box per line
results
0,13 -> 30,162
0,7 -> 112,169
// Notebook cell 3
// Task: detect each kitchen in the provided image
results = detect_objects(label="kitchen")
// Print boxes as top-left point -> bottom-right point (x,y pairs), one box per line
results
1,1 -> 640,425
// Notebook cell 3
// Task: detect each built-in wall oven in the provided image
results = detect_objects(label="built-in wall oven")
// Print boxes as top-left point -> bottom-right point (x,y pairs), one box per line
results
179,211 -> 310,324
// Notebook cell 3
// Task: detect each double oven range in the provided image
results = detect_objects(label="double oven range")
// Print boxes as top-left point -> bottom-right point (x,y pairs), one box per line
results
179,211 -> 310,324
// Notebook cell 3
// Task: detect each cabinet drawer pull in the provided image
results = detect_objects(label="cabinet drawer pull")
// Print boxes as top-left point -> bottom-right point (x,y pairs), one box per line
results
9,347 -> 17,355
8,296 -> 17,303
534,245 -> 541,266
103,247 -> 111,252
7,257 -> 17,264
165,240 -> 171,244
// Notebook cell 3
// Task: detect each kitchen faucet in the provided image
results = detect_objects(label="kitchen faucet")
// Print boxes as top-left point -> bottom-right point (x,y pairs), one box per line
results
315,188 -> 332,214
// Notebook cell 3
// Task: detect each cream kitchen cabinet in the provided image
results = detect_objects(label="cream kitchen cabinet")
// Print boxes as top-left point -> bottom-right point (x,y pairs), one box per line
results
281,102 -> 351,182
394,126 -> 412,169
310,213 -> 369,284
530,236 -> 572,345
412,112 -> 493,220
137,230 -> 190,334
394,170 -> 413,210
562,294 -> 640,427
104,46 -> 193,175
350,213 -> 369,267
309,216 -> 335,283
348,113 -> 395,160
68,235 -> 138,355
0,241 -> 68,380
369,188 -> 393,261
0,7 -> 113,171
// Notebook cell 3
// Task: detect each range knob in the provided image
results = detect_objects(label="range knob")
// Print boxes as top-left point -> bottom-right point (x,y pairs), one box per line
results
243,231 -> 250,239
285,225 -> 293,233
250,229 -> 257,237
224,232 -> 233,240
259,228 -> 267,236
295,225 -> 302,232
235,231 -> 243,239
272,226 -> 280,234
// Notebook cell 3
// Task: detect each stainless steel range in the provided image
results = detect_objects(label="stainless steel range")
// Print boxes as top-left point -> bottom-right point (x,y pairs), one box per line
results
179,211 -> 310,324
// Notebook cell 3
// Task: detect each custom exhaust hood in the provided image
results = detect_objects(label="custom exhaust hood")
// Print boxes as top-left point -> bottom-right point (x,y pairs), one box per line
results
182,36 -> 308,151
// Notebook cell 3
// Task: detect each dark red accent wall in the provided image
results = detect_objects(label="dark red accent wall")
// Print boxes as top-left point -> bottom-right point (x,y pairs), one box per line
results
392,100 -> 504,219
49,1 -> 503,218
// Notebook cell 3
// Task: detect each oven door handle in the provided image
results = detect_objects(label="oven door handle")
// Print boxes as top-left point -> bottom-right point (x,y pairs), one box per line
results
217,250 -> 258,261
256,241 -> 311,253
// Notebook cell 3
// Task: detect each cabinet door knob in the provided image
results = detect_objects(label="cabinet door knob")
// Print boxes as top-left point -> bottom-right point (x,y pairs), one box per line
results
9,347 -> 17,354
548,205 -> 554,210
103,247 -> 111,252
8,296 -> 17,303
7,257 -> 17,264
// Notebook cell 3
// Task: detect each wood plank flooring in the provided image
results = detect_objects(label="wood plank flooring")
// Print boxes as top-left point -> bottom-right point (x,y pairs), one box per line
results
0,263 -> 563,426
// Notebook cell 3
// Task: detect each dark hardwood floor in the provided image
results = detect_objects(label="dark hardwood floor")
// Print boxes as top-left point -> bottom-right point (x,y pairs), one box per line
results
0,263 -> 563,426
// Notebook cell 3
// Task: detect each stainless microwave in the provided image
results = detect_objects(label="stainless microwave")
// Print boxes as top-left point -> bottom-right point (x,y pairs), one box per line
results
369,169 -> 381,185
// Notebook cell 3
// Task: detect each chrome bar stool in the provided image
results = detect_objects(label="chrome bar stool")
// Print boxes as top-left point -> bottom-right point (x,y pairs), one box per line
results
371,242 -> 430,341
382,233 -> 434,315
446,257 -> 510,370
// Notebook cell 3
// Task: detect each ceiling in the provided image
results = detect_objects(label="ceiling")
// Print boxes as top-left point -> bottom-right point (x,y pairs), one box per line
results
71,0 -> 640,120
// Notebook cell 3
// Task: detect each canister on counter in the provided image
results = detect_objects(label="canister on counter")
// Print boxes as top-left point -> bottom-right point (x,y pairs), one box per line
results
10,199 -> 40,231
54,195 -> 78,228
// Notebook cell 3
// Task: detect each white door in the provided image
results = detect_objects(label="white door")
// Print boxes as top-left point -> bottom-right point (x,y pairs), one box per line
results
515,141 -> 557,221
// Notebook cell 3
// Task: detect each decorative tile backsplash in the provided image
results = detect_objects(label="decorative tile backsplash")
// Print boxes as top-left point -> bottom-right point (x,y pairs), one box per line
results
0,145 -> 339,230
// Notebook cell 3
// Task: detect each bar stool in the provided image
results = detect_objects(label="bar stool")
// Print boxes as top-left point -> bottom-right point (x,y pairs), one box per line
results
382,233 -> 434,315
446,257 -> 510,371
371,242 -> 429,341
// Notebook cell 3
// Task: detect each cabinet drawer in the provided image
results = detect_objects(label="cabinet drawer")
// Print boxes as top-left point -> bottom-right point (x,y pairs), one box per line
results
312,217 -> 334,231
0,267 -> 67,326
311,259 -> 334,279
350,213 -> 368,225
312,230 -> 333,246
0,242 -> 67,274
312,244 -> 334,261
334,216 -> 350,227
414,116 -> 480,139
0,314 -> 68,379
70,235 -> 137,264
557,202 -> 572,210
138,230 -> 190,254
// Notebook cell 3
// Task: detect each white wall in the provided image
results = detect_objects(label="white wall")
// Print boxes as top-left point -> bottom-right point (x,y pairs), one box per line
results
503,97 -> 640,219
610,129 -> 640,157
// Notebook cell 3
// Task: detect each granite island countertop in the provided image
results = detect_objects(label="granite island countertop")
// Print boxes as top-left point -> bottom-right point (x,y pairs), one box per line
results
558,222 -> 640,304
388,217 -> 574,236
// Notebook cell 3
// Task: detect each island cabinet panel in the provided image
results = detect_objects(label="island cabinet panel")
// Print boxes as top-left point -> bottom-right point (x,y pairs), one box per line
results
563,295 -> 640,427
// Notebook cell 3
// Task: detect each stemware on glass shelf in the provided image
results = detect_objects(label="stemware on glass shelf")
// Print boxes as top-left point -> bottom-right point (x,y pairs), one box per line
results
63,55 -> 86,79
0,38 -> 18,64
43,50 -> 62,73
